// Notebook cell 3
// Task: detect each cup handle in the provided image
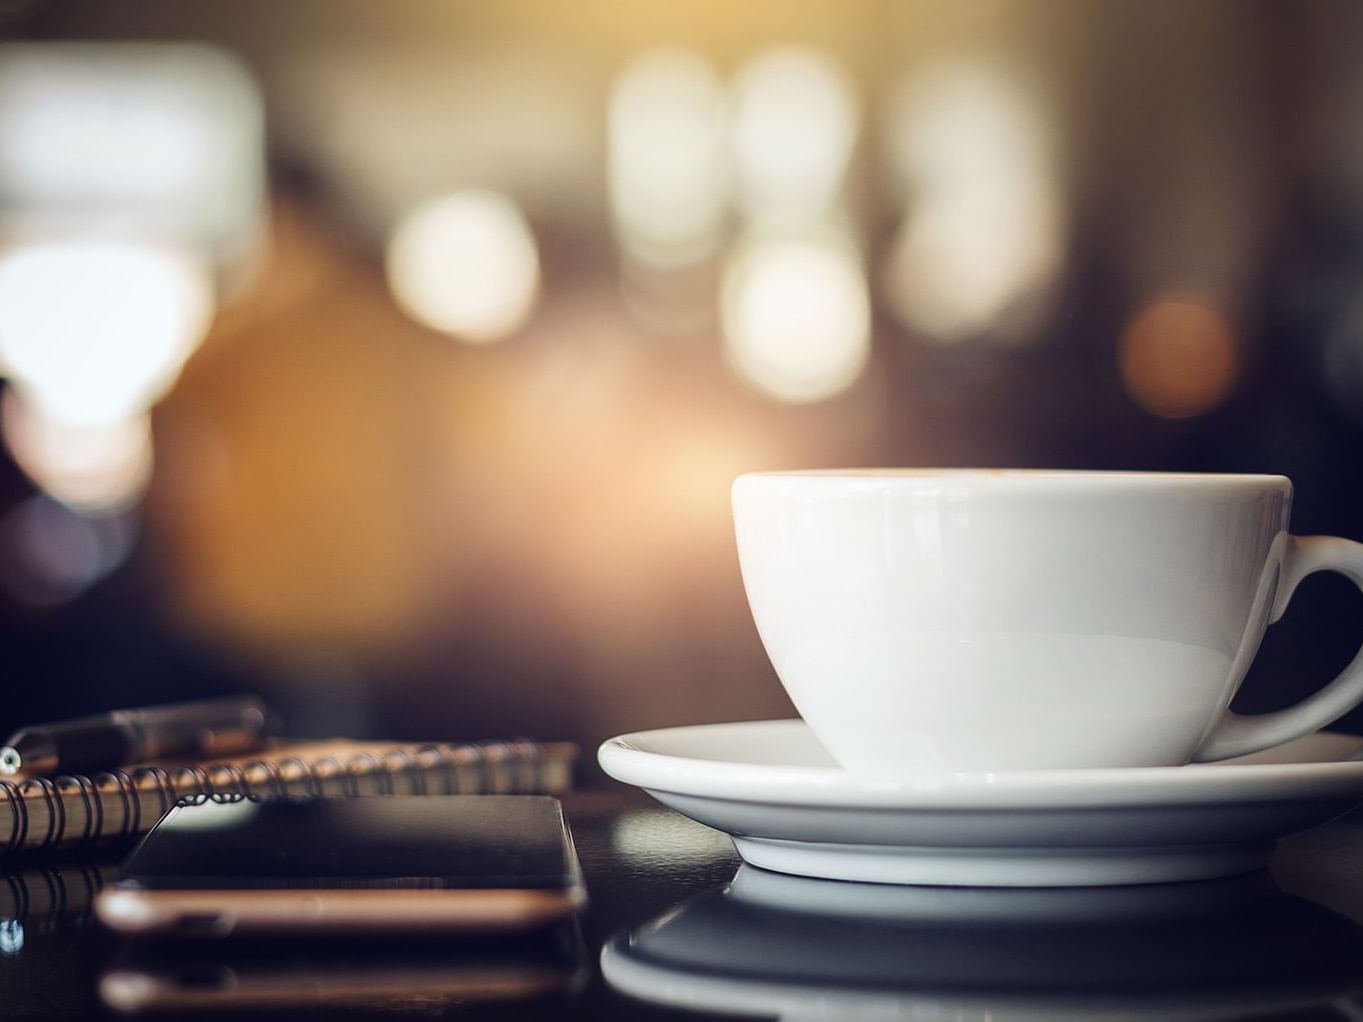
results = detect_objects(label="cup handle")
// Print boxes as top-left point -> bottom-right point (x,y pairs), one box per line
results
1194,535 -> 1363,762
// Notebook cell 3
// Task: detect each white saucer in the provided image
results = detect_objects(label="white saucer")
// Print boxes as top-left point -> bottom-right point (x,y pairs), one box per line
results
597,719 -> 1363,886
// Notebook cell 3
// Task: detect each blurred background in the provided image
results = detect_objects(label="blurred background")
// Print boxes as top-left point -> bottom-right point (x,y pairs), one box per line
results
1,0 -> 1363,777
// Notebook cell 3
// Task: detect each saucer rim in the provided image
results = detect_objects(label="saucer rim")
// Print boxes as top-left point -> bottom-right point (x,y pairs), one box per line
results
598,719 -> 1363,811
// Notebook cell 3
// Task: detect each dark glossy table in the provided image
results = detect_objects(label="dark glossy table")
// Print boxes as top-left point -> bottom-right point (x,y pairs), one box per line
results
7,789 -> 1363,1020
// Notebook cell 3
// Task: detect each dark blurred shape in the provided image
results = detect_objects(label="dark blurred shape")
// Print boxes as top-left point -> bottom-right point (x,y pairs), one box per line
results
605,865 -> 1363,1019
100,928 -> 586,1014
0,0 -> 46,24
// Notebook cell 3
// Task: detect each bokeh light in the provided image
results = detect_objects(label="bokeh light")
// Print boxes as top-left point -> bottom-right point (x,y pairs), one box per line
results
1,388 -> 153,512
611,808 -> 736,868
608,48 -> 726,268
720,229 -> 870,403
1119,297 -> 1238,419
0,239 -> 214,426
0,44 -> 267,296
0,50 -> 219,209
386,190 -> 540,343
0,494 -> 137,606
882,62 -> 1062,344
730,47 -> 858,225
0,919 -> 21,955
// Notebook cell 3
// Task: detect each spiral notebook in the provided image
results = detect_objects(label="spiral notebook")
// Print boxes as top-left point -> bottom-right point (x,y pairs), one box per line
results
0,738 -> 575,855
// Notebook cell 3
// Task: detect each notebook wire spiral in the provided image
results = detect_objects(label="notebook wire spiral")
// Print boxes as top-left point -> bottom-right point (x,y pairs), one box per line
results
0,739 -> 573,855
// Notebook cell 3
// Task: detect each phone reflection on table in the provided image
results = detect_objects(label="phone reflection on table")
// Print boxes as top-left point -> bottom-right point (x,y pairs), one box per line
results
0,860 -> 123,1019
602,867 -> 1363,1020
100,923 -> 586,1014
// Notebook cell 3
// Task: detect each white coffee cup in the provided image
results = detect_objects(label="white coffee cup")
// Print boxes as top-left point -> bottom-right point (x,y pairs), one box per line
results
732,469 -> 1363,774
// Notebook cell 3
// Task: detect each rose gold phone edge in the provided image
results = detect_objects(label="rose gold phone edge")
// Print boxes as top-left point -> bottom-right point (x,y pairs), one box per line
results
95,883 -> 586,936
101,962 -> 578,1012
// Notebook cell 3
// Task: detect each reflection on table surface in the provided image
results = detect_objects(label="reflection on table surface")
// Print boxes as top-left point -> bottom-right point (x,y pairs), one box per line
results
4,794 -> 1363,1020
604,865 -> 1363,1020
99,928 -> 587,1014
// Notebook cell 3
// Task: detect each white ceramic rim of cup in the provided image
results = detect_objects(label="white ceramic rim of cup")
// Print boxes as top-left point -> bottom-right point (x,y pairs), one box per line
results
736,469 -> 1292,491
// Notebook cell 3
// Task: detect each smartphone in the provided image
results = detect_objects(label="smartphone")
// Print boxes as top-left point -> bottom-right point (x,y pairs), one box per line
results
95,795 -> 585,937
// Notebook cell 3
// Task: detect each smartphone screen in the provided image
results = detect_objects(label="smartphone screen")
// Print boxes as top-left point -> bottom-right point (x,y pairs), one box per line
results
97,795 -> 585,936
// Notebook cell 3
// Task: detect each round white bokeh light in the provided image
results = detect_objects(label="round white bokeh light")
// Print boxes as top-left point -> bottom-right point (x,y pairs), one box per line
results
0,240 -> 213,427
1,388 -> 153,512
731,47 -> 858,223
386,190 -> 540,344
721,233 -> 871,403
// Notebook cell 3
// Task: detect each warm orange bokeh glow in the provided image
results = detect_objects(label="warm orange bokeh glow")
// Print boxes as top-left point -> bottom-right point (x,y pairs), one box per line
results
1119,298 -> 1238,419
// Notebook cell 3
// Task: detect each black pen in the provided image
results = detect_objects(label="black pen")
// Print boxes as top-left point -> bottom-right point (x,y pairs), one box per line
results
0,695 -> 271,777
